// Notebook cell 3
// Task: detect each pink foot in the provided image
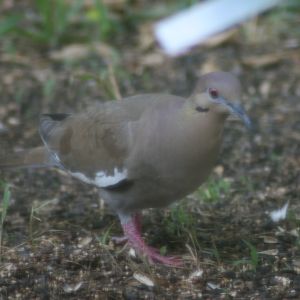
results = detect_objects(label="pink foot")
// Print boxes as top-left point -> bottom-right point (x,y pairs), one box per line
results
112,213 -> 142,245
138,245 -> 182,266
119,213 -> 182,267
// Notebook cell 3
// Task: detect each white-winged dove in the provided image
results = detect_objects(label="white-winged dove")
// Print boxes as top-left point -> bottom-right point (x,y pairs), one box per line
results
0,72 -> 251,266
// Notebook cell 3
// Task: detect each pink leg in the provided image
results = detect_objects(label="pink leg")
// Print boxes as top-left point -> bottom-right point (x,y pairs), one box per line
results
120,214 -> 182,267
133,212 -> 142,232
112,212 -> 142,244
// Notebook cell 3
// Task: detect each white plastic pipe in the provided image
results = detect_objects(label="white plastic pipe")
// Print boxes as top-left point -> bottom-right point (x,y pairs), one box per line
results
155,0 -> 282,56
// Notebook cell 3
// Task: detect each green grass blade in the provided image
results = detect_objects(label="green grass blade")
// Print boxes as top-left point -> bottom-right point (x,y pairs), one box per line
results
243,240 -> 259,270
0,15 -> 20,37
0,181 -> 11,226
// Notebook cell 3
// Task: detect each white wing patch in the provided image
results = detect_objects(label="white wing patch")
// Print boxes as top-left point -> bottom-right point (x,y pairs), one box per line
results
70,168 -> 128,188
70,172 -> 94,185
95,168 -> 128,187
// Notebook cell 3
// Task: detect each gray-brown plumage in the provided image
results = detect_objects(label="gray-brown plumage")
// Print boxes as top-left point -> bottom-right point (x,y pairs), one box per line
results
0,72 -> 251,266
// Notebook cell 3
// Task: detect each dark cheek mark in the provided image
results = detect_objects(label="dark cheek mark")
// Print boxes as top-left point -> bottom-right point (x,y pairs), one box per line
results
195,106 -> 209,113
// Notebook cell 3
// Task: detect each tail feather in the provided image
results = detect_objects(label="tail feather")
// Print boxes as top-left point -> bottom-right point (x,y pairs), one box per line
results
0,146 -> 50,170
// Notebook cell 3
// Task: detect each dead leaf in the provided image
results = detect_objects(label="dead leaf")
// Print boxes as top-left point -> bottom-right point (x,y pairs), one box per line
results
290,132 -> 300,142
188,269 -> 204,281
78,236 -> 92,248
289,229 -> 299,238
0,54 -> 31,66
241,53 -> 285,68
267,187 -> 287,199
202,29 -> 238,48
269,201 -> 289,222
259,80 -> 271,98
207,282 -> 220,290
141,52 -> 165,67
261,236 -> 278,244
293,259 -> 300,274
4,263 -> 17,272
273,276 -> 291,287
1,0 -> 14,10
258,249 -> 278,256
199,57 -> 220,74
133,272 -> 155,287
50,43 -> 116,63
50,44 -> 90,61
7,117 -> 20,126
213,165 -> 224,176
139,22 -> 156,51
63,282 -> 83,293
93,43 -> 119,63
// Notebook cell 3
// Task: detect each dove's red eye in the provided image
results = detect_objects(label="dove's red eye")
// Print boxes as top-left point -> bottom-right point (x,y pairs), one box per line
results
208,88 -> 219,99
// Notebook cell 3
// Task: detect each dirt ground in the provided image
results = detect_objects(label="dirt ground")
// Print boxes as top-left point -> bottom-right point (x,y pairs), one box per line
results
0,1 -> 299,299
